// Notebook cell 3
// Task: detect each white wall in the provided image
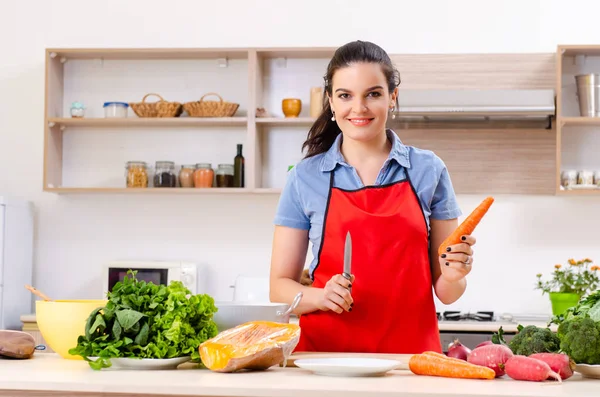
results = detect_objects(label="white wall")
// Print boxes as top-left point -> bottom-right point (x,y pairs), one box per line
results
2,0 -> 600,317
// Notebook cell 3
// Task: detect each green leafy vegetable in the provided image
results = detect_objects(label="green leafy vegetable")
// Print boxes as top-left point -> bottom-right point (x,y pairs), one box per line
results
506,325 -> 561,356
553,289 -> 600,364
68,271 -> 219,370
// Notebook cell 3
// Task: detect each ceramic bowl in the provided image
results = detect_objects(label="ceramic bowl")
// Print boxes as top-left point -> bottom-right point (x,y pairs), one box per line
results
36,299 -> 107,359
282,98 -> 302,117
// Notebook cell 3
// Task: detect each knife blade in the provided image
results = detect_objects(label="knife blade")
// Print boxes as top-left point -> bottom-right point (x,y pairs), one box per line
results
343,231 -> 352,291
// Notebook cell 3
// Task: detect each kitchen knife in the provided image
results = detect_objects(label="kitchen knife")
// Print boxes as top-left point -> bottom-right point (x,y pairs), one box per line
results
343,231 -> 352,292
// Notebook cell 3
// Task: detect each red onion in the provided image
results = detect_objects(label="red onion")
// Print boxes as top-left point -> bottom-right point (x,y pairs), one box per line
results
447,339 -> 472,361
475,340 -> 494,349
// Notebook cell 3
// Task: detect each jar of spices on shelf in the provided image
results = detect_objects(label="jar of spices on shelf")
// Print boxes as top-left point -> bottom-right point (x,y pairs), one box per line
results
153,161 -> 177,187
194,163 -> 214,188
179,164 -> 195,188
125,161 -> 148,188
216,164 -> 234,187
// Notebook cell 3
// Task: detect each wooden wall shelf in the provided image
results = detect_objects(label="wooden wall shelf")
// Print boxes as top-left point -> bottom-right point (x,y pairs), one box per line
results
41,46 -> 597,195
556,45 -> 600,194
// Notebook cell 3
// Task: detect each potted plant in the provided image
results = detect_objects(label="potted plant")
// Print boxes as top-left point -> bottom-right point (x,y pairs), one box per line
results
535,258 -> 599,315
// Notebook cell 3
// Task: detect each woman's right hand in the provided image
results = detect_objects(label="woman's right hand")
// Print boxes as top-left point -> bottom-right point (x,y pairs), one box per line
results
317,274 -> 354,313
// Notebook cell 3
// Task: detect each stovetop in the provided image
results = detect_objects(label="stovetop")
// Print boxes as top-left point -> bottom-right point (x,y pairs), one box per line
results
436,311 -> 496,322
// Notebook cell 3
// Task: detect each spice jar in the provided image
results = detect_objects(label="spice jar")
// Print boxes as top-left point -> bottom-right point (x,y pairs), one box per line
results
125,161 -> 148,188
153,161 -> 177,187
179,164 -> 195,188
194,163 -> 214,188
216,164 -> 234,187
577,170 -> 594,186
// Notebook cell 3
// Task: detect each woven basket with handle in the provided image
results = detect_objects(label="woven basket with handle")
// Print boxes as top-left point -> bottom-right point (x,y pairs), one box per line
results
184,93 -> 239,117
129,93 -> 183,118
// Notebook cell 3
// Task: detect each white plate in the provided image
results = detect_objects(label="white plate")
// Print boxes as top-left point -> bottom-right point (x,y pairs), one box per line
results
575,364 -> 600,379
88,356 -> 191,370
294,358 -> 402,377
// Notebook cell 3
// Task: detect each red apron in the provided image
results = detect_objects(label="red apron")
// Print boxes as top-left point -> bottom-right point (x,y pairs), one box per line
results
296,171 -> 441,354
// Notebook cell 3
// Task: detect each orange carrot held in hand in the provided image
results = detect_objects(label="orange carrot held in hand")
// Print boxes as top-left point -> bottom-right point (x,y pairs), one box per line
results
409,352 -> 496,380
438,196 -> 494,256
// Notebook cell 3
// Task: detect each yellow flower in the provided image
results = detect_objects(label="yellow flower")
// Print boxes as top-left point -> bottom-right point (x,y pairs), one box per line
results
554,264 -> 562,269
536,273 -> 542,278
568,259 -> 577,266
584,258 -> 593,263
592,265 -> 599,271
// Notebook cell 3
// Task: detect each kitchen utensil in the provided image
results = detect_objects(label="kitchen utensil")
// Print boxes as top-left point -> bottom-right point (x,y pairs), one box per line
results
35,299 -> 107,360
24,285 -> 52,301
342,231 -> 352,292
293,357 -> 403,377
283,352 -> 411,370
575,74 -> 600,117
213,292 -> 302,332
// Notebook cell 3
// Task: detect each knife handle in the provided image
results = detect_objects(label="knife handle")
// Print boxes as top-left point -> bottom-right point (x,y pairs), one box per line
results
342,272 -> 352,292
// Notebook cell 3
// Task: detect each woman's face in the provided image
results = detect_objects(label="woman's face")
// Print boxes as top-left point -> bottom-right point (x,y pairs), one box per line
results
328,62 -> 397,143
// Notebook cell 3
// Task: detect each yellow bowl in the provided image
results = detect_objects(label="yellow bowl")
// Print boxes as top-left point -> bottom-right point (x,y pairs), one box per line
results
36,299 -> 107,360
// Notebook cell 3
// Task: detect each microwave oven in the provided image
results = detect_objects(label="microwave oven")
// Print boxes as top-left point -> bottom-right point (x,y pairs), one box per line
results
102,260 -> 199,296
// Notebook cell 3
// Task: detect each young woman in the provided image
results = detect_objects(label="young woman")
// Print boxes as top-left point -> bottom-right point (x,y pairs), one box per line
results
269,41 -> 476,354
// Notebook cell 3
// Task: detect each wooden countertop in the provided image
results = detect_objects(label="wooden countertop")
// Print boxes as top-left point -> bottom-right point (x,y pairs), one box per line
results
0,353 -> 597,397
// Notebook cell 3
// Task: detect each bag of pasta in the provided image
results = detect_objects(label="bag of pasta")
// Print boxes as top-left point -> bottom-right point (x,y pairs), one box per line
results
199,321 -> 300,372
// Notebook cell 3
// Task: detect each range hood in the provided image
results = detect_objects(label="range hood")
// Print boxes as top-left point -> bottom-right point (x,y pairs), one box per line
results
392,89 -> 555,122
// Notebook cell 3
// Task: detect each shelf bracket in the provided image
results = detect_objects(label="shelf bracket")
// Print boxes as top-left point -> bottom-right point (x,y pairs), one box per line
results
60,125 -> 66,131
60,57 -> 67,64
49,52 -> 57,59
217,57 -> 228,68
47,121 -> 55,128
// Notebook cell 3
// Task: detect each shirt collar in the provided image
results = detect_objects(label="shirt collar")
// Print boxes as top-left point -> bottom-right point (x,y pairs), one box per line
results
319,129 -> 411,172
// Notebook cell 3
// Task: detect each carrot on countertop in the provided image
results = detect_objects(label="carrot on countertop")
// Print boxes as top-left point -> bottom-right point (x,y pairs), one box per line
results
438,196 -> 495,256
409,352 -> 496,380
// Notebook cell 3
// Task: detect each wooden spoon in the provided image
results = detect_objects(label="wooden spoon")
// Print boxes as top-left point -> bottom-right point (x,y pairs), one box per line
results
24,285 -> 52,301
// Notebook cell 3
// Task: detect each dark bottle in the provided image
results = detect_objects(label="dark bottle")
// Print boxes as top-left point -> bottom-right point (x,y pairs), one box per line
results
233,144 -> 245,187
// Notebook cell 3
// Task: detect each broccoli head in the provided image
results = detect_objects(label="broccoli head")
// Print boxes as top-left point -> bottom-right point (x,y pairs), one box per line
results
557,317 -> 600,365
508,325 -> 561,356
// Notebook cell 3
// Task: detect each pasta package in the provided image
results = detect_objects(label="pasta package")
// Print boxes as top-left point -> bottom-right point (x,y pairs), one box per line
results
199,321 -> 300,372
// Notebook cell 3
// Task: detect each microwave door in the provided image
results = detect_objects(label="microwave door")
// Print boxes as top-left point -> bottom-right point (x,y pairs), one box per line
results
108,268 -> 169,292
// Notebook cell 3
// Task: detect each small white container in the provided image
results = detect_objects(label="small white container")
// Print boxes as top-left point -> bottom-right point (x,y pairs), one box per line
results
594,170 -> 600,186
561,170 -> 577,188
103,102 -> 129,118
578,170 -> 594,185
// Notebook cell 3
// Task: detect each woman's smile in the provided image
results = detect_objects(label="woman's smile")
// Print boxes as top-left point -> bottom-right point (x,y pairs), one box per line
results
347,117 -> 374,127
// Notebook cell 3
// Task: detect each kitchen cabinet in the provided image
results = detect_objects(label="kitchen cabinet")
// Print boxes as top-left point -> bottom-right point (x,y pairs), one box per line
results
556,45 -> 600,195
42,47 -> 580,195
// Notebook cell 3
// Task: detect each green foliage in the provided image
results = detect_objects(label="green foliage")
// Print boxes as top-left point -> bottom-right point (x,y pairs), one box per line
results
68,271 -> 218,370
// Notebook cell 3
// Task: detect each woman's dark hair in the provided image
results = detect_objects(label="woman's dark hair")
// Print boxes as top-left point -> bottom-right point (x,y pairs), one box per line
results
302,40 -> 401,158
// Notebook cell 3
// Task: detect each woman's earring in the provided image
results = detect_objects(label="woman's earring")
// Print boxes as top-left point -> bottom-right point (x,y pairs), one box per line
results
390,106 -> 396,120
331,111 -> 335,121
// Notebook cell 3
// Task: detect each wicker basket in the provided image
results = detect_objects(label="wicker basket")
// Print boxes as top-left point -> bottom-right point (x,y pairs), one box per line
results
129,93 -> 183,118
184,93 -> 239,117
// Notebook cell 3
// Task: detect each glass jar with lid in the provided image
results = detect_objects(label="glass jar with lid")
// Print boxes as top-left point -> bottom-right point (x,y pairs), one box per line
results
193,163 -> 214,188
179,164 -> 195,188
153,161 -> 177,187
216,164 -> 234,188
125,161 -> 148,188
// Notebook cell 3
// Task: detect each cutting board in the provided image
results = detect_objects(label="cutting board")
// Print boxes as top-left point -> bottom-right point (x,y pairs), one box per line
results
282,352 -> 412,370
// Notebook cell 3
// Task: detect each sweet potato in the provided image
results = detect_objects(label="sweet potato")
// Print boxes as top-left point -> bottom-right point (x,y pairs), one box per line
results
504,355 -> 561,382
467,344 -> 513,377
528,353 -> 575,380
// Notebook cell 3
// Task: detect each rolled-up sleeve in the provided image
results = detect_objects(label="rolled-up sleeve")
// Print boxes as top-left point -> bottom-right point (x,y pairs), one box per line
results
430,159 -> 462,220
274,167 -> 311,230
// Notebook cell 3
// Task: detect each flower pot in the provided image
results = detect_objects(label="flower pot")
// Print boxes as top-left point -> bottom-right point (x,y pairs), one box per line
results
549,292 -> 580,316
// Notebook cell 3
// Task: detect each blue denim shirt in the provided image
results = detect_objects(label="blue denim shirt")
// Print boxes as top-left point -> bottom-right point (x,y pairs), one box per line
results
274,129 -> 462,275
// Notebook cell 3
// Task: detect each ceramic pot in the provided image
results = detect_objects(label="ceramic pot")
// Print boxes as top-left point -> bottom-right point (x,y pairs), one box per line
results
549,292 -> 580,316
282,98 -> 302,118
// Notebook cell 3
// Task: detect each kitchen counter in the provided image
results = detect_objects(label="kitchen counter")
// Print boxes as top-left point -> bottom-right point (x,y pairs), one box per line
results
290,317 -> 556,333
0,353 -> 596,397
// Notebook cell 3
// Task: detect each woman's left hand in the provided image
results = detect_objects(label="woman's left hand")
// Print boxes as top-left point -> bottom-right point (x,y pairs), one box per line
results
439,235 -> 476,283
